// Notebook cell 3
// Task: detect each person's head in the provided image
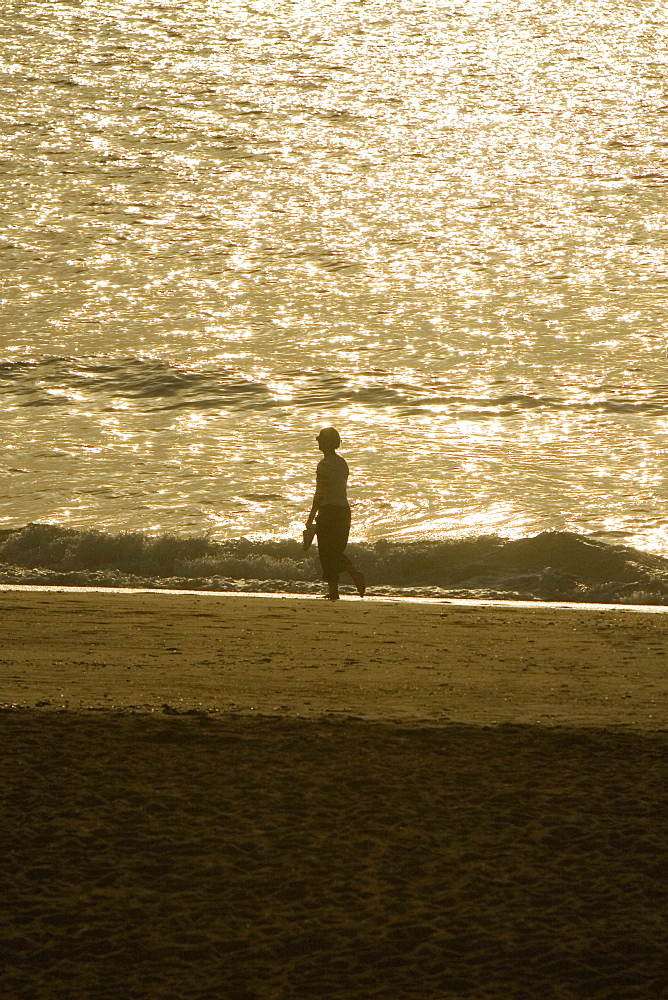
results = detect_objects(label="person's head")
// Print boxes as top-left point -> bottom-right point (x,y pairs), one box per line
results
317,426 -> 341,454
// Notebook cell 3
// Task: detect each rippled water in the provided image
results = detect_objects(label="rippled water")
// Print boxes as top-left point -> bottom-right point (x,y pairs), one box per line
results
1,1 -> 667,556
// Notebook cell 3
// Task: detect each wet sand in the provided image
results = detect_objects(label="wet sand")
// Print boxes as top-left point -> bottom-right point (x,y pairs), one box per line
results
1,589 -> 667,725
1,590 -> 667,998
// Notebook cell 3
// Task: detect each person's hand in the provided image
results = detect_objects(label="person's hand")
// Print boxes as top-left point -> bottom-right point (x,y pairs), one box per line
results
303,524 -> 316,551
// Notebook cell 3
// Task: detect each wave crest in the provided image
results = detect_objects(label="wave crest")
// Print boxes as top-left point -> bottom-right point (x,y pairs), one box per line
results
2,524 -> 668,604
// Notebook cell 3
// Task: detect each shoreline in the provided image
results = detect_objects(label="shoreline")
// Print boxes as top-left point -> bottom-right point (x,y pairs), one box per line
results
3,581 -> 668,613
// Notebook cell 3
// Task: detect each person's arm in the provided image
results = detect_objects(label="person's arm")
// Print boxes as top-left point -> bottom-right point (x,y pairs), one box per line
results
306,472 -> 326,526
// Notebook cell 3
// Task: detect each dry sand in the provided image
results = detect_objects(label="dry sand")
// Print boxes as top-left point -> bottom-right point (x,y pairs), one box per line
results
1,589 -> 667,999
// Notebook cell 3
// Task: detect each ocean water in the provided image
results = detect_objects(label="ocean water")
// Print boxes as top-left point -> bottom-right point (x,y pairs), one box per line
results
1,1 -> 668,600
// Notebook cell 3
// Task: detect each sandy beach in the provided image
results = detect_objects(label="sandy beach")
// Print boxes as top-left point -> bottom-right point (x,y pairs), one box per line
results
2,588 -> 667,726
2,589 -> 666,998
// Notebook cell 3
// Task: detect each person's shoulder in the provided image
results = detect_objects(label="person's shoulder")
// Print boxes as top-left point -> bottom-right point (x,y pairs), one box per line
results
319,453 -> 348,472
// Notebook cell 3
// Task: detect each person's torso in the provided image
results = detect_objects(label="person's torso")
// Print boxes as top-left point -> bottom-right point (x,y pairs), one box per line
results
317,454 -> 349,507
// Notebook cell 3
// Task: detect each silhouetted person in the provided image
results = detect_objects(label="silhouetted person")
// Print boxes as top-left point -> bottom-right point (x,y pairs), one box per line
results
304,427 -> 365,601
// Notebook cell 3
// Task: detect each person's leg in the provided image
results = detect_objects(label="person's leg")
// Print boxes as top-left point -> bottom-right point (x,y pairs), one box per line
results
337,507 -> 365,597
330,507 -> 365,597
343,556 -> 366,597
316,507 -> 342,599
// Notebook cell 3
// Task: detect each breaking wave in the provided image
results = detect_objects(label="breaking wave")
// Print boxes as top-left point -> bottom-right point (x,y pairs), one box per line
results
3,523 -> 668,605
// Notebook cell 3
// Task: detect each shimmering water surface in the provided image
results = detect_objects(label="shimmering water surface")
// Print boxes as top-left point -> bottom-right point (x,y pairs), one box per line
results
1,1 -> 667,556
